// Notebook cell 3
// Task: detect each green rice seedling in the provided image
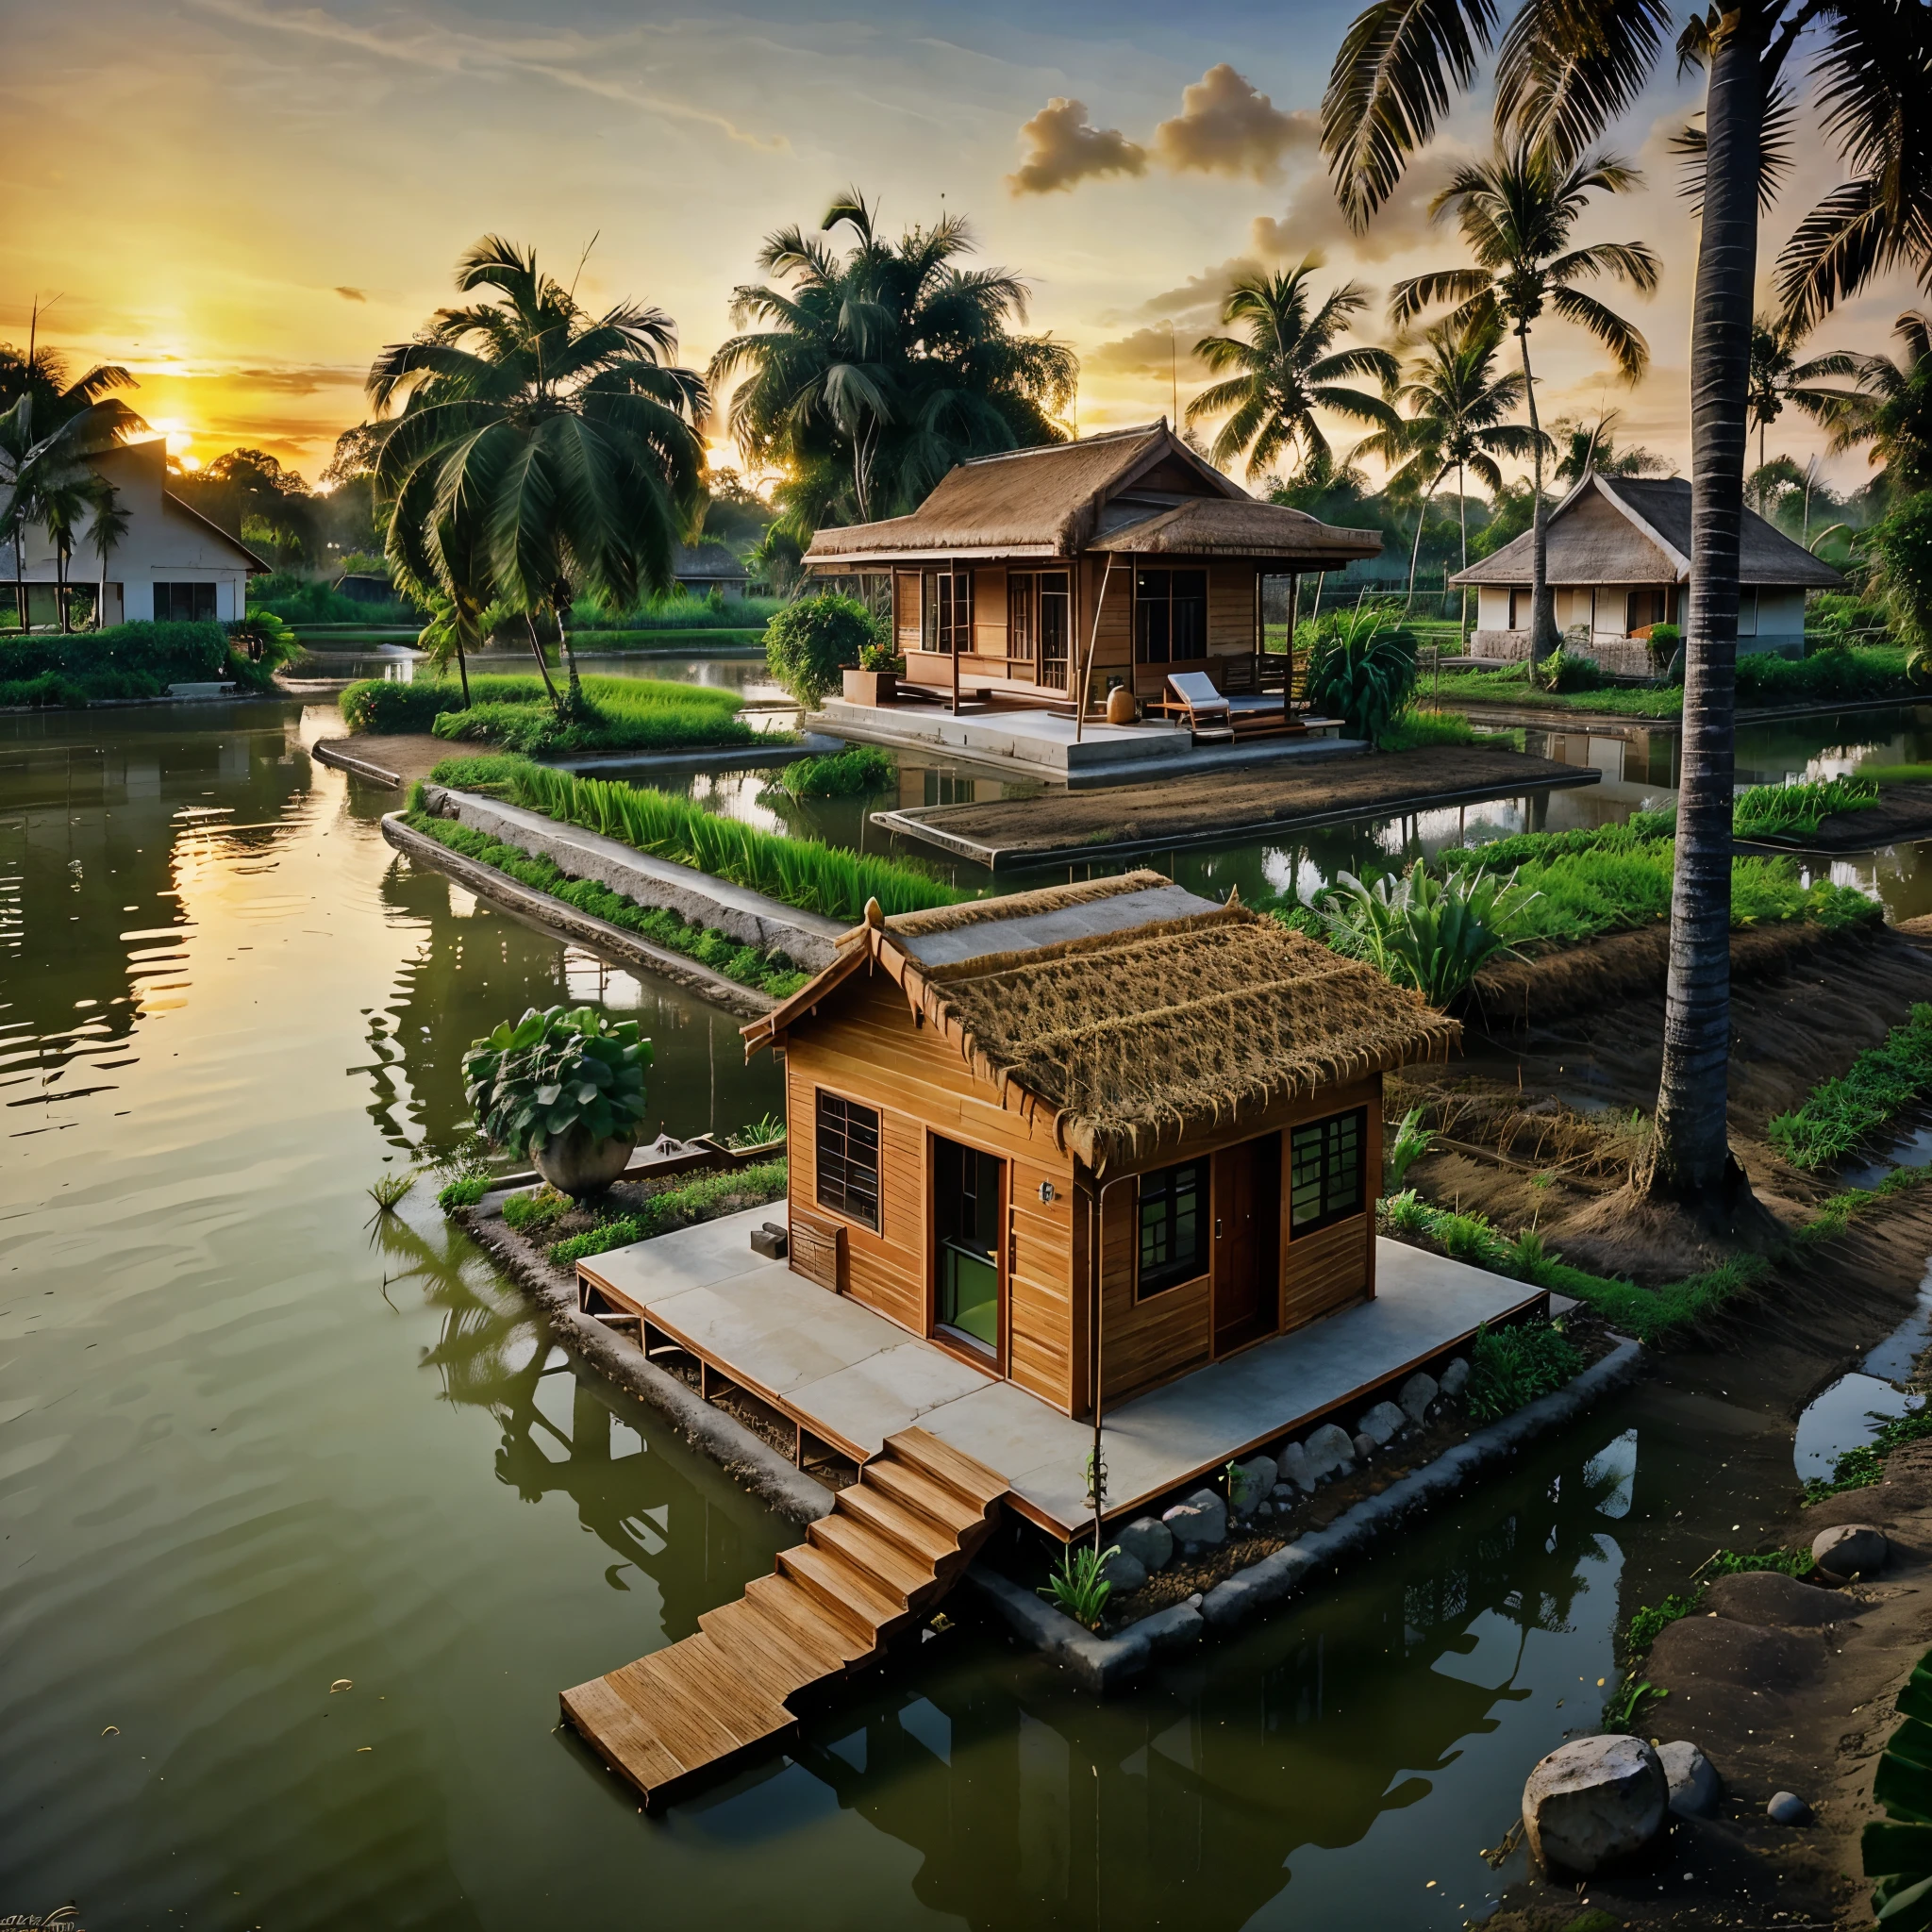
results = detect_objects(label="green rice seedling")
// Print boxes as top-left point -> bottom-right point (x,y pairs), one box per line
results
1377,705 -> 1478,751
368,1172 -> 413,1213
437,1175 -> 490,1211
1038,1543 -> 1119,1629
770,744 -> 897,798
1733,774 -> 1879,841
501,1187 -> 573,1234
1771,1005 -> 1932,1168
546,1158 -> 788,1265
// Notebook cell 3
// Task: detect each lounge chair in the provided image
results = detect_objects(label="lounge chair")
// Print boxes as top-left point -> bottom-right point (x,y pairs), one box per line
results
1158,671 -> 1236,743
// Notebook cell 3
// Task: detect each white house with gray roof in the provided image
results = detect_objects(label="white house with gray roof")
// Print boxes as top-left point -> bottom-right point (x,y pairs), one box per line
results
1449,473 -> 1843,673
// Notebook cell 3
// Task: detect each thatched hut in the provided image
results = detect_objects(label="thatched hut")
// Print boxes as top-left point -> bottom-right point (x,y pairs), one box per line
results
1450,473 -> 1843,673
742,872 -> 1457,1415
802,422 -> 1380,709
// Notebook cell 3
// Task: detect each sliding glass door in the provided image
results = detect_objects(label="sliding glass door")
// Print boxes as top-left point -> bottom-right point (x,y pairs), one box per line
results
932,1135 -> 1004,1358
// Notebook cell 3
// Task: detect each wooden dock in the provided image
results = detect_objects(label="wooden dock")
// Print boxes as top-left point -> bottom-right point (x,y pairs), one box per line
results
560,1426 -> 1007,1808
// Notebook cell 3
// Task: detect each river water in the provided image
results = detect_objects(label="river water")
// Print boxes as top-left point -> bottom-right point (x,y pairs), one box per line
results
0,687 -> 1921,1929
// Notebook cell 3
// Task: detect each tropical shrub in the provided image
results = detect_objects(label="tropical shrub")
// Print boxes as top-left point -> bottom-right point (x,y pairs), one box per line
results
1385,1107 -> 1436,1189
1316,863 -> 1538,1005
1860,1644 -> 1932,1926
1304,608 -> 1419,743
1534,647 -> 1605,692
1644,622 -> 1681,677
225,612 -> 296,664
1873,491 -> 1932,670
770,744 -> 896,798
763,592 -> 883,708
1463,1319 -> 1583,1423
463,1006 -> 653,1159
0,619 -> 276,707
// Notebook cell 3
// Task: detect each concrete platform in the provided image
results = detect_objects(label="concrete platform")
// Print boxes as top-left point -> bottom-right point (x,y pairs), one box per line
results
578,1207 -> 1546,1539
814,697 -> 1367,791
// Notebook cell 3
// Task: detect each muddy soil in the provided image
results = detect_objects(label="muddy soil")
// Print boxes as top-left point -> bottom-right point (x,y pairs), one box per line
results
883,742 -> 1595,862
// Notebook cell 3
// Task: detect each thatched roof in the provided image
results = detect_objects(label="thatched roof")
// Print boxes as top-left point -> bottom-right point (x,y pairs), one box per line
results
745,872 -> 1457,1175
1451,473 -> 1842,589
803,423 -> 1380,569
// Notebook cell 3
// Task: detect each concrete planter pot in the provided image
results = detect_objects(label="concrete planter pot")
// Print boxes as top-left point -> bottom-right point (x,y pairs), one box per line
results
842,668 -> 898,708
530,1125 -> 637,1198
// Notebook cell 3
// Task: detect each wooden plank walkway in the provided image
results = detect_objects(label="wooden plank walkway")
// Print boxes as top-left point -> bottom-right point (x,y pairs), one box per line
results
560,1426 -> 1007,1808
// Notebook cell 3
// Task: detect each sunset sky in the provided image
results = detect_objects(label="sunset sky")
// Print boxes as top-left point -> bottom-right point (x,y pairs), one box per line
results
4,0 -> 1923,498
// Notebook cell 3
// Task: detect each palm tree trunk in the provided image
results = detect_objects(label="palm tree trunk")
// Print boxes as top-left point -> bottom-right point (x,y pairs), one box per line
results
1643,19 -> 1762,1216
1457,461 -> 1470,641
98,546 -> 108,631
456,631 -> 472,707
524,611 -> 561,704
11,527 -> 23,635
1517,325 -> 1558,667
57,545 -> 69,635
556,592 -> 585,714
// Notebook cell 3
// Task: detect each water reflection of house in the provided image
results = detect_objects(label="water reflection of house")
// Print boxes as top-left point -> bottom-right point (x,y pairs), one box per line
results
1452,474 -> 1842,673
761,1434 -> 1623,1929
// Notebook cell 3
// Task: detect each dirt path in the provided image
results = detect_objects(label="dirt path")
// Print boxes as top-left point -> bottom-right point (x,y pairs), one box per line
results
312,734 -> 449,790
875,743 -> 1600,867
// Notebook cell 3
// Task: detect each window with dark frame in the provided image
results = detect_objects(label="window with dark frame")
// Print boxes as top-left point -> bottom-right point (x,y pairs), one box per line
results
155,582 -> 218,623
1007,574 -> 1036,661
1289,1108 -> 1364,1235
922,569 -> 974,654
815,1091 -> 880,1230
1137,1157 -> 1208,1296
1133,568 -> 1208,665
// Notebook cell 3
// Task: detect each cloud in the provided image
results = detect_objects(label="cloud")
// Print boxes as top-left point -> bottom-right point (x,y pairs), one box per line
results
1136,257 -> 1266,328
1152,64 -> 1318,182
334,286 -> 367,303
1007,97 -> 1146,195
1251,155 -> 1454,265
1084,323 -> 1215,380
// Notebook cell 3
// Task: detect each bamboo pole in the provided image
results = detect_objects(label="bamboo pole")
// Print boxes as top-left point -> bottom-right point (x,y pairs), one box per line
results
1074,553 -> 1117,743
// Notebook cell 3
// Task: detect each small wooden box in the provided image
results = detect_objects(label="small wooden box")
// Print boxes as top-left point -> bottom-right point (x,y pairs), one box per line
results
789,1209 -> 845,1291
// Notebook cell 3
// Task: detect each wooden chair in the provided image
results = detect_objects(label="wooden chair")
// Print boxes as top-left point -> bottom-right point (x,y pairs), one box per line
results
1156,671 -> 1236,743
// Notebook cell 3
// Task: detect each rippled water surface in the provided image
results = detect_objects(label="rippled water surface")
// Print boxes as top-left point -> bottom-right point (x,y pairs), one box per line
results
0,700 -> 1879,1929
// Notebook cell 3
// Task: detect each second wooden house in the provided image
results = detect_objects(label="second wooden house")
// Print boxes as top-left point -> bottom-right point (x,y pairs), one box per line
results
741,872 -> 1457,1417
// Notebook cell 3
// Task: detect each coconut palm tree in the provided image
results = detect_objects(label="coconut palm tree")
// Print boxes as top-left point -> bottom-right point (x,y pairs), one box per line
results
367,236 -> 709,711
87,480 -> 129,630
0,393 -> 144,634
1186,260 -> 1398,480
1388,142 -> 1658,666
1823,312 -> 1932,497
1552,408 -> 1671,485
1321,0 -> 1932,1220
712,192 -> 1075,534
1357,317 -> 1543,606
0,340 -> 136,432
1746,312 -> 1862,472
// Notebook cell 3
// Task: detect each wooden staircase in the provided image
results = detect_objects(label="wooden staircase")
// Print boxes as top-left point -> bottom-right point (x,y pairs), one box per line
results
560,1427 -> 1006,1808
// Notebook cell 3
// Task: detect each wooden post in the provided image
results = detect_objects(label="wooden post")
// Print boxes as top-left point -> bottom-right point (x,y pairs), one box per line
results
1074,553 -> 1116,743
951,560 -> 961,716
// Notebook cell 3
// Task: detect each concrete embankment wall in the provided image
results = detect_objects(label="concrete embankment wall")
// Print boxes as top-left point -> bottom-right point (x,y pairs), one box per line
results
420,785 -> 848,973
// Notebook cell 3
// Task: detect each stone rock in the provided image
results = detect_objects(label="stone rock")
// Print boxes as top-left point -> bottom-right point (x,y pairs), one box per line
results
1647,1616 -> 1825,1692
1257,1500 -> 1274,1519
1357,1401 -> 1407,1448
1768,1790 -> 1813,1826
1707,1569 -> 1857,1628
1353,1432 -> 1376,1461
1229,1455 -> 1277,1514
1522,1734 -> 1668,1875
1301,1424 -> 1355,1484
1162,1489 -> 1227,1549
1114,1515 -> 1174,1574
1399,1372 -> 1439,1426
1657,1740 -> 1721,1819
1099,1546 -> 1148,1593
1276,1441 -> 1308,1490
1812,1523 -> 1889,1580
1271,1481 -> 1293,1501
1440,1357 -> 1471,1401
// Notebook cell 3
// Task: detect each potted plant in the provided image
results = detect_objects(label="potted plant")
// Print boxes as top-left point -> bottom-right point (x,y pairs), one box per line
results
842,638 -> 904,708
463,1006 -> 653,1198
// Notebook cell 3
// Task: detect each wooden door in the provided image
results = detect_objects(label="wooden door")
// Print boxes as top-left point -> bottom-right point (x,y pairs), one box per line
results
932,1134 -> 1006,1366
1212,1133 -> 1280,1356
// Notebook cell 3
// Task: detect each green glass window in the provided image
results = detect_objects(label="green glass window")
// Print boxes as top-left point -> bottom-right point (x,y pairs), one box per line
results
1290,1109 -> 1364,1235
1138,1158 -> 1208,1296
934,1136 -> 1001,1354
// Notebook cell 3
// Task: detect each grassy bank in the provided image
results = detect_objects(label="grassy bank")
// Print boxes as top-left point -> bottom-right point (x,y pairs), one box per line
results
399,808 -> 812,998
546,1158 -> 790,1267
1433,644 -> 1917,719
341,673 -> 766,756
1734,774 -> 1879,839
426,753 -> 964,922
1378,1190 -> 1766,1343
0,620 -> 279,707
1769,1005 -> 1932,1169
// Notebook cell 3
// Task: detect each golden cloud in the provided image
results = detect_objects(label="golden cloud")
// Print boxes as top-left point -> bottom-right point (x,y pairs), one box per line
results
335,286 -> 368,303
1084,322 -> 1217,380
1251,156 -> 1453,267
1152,65 -> 1318,182
1008,96 -> 1147,195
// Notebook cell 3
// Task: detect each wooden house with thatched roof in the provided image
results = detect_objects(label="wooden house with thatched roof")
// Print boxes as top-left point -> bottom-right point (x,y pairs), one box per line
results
1450,473 -> 1842,674
742,872 -> 1457,1416
802,423 -> 1381,710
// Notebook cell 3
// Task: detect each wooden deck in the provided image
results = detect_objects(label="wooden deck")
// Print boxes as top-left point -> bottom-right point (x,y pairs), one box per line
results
560,1426 -> 1006,1808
